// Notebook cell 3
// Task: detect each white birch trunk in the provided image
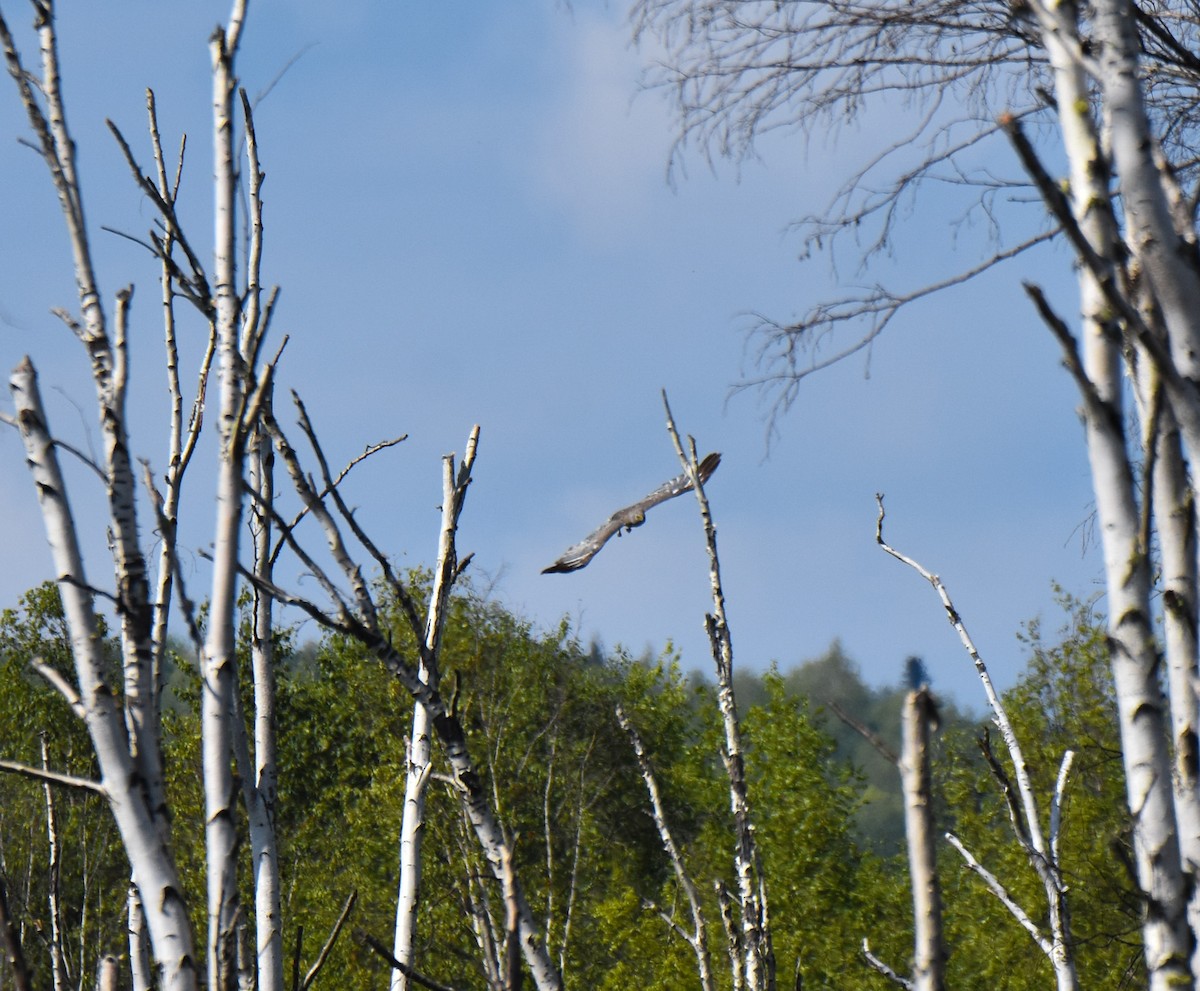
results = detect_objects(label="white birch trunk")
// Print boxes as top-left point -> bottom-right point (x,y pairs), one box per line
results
616,703 -> 715,991
391,451 -> 465,990
900,689 -> 944,991
1102,4 -> 1200,962
248,419 -> 283,991
1095,0 -> 1200,410
372,638 -> 562,991
1134,351 -> 1200,975
129,887 -> 153,991
391,699 -> 432,991
203,11 -> 249,987
1065,278 -> 1190,990
1,0 -> 171,847
1021,1 -> 1193,983
1091,0 -> 1195,978
97,956 -> 119,991
664,407 -> 774,991
10,359 -> 198,991
1075,305 -> 1191,990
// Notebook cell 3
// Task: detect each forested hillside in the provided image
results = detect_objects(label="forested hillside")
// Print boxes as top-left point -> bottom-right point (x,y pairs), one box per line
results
0,581 -> 1136,990
5,0 -> 1200,986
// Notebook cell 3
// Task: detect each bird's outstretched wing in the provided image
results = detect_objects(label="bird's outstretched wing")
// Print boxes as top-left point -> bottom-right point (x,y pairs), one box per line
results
542,452 -> 721,574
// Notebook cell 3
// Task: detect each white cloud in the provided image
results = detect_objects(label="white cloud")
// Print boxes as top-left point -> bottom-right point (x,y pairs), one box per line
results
526,10 -> 676,244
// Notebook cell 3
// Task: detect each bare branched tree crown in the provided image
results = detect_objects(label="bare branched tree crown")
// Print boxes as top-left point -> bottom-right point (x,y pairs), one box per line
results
633,0 -> 1200,411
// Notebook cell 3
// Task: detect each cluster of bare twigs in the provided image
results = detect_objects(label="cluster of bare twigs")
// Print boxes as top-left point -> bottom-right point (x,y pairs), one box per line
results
0,2 -> 561,990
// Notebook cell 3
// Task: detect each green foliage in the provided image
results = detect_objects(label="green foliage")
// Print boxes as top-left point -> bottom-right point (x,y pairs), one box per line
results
0,582 -> 128,988
0,581 -> 1151,991
770,642 -> 976,856
937,595 -> 1140,991
743,671 -> 889,991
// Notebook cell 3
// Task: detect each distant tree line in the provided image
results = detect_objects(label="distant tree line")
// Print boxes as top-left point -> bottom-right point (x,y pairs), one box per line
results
0,579 -> 1135,990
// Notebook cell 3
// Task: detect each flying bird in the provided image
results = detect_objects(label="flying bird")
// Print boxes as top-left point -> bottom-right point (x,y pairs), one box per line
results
542,452 -> 722,574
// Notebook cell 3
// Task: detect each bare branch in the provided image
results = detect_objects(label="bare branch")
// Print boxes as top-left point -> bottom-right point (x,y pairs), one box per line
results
302,890 -> 357,991
742,230 -> 1056,420
1049,750 -> 1076,869
105,119 -> 212,311
945,833 -> 1051,953
356,930 -> 465,991
862,939 -> 913,991
822,696 -> 898,765
617,703 -> 715,991
29,657 -> 84,719
0,759 -> 104,795
875,494 -> 1051,860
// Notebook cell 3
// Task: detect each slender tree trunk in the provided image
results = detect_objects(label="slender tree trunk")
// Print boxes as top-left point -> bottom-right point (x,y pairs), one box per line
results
899,689 -> 944,991
393,443 -> 479,990
370,637 -> 563,991
41,736 -> 68,991
248,416 -> 283,991
391,698 -> 432,991
97,956 -> 119,991
1089,0 -> 1196,969
203,10 -> 249,989
1078,316 -> 1190,991
10,360 -> 198,991
664,404 -> 774,991
1024,1 -> 1194,983
1134,349 -> 1200,977
616,704 -> 715,991
129,887 -> 153,991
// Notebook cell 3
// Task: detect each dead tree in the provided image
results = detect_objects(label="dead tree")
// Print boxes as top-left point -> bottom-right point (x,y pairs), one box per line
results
634,1 -> 1200,987
617,394 -> 775,991
0,0 -> 222,980
878,500 -> 1079,991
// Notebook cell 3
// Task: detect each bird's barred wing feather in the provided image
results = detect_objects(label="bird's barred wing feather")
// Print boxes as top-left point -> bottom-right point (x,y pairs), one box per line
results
542,453 -> 721,574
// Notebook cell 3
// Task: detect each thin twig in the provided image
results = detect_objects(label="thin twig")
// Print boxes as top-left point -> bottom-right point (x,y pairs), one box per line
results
356,930 -> 464,991
301,890 -> 357,991
862,939 -> 913,991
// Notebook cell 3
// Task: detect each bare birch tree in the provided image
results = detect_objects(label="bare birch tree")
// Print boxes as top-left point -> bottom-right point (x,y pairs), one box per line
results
659,395 -> 775,991
634,1 -> 1200,987
390,442 -> 476,991
0,0 -> 210,979
1,2 -> 285,989
249,407 -> 564,991
878,502 -> 1080,991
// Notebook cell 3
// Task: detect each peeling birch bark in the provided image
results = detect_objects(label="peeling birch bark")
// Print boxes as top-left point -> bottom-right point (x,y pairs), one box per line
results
1004,0 -> 1196,983
256,415 -> 562,991
203,9 -> 252,988
247,413 -> 283,991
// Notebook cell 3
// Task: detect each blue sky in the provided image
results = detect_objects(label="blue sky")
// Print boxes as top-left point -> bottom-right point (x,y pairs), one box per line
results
0,1 -> 1100,708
